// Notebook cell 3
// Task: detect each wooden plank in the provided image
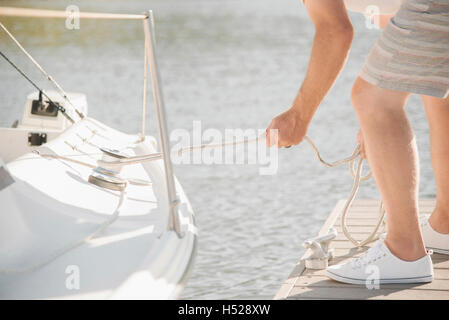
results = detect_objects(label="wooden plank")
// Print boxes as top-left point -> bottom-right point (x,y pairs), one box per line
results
294,276 -> 449,291
301,267 -> 449,279
334,225 -> 387,233
288,286 -> 449,300
350,199 -> 435,206
317,200 -> 347,237
275,198 -> 449,300
284,261 -> 305,284
338,219 -> 386,226
344,207 -> 433,214
329,240 -> 380,249
275,283 -> 295,299
330,248 -> 448,262
334,233 -> 380,241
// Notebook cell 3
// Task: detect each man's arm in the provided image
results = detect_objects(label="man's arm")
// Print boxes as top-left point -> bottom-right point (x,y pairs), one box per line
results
266,0 -> 353,147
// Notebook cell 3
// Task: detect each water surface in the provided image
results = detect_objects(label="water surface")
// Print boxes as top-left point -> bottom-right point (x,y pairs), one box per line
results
0,0 -> 435,299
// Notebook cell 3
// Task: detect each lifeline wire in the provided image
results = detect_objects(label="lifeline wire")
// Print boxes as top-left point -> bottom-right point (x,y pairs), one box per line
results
0,50 -> 75,124
0,22 -> 85,120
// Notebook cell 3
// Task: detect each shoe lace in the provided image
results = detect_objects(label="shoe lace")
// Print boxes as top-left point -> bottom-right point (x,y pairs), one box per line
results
351,240 -> 386,269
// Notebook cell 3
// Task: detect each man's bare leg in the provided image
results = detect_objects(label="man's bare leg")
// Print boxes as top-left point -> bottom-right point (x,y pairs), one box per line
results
351,77 -> 426,261
423,94 -> 449,234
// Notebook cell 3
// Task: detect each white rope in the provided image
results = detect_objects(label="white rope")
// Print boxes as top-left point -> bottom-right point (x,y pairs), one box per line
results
21,131 -> 383,276
37,132 -> 385,247
339,157 -> 385,247
174,134 -> 262,156
0,189 -> 127,274
303,136 -> 385,246
0,22 -> 85,120
175,133 -> 385,247
37,151 -> 96,169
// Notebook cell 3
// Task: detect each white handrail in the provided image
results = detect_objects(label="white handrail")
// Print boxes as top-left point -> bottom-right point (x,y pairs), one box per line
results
141,21 -> 149,141
0,6 -> 147,20
144,11 -> 183,237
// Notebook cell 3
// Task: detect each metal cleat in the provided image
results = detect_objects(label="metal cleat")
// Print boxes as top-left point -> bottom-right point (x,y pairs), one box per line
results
302,228 -> 337,270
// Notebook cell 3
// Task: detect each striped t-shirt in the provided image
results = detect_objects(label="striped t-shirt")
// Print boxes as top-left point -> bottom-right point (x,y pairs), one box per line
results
302,0 -> 404,15
344,0 -> 404,14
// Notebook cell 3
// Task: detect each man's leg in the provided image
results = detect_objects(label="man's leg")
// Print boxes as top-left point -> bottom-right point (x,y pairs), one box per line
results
351,77 -> 426,261
422,94 -> 449,234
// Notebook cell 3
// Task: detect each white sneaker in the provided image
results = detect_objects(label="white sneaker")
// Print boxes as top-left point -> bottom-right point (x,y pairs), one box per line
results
421,216 -> 449,255
325,240 -> 434,285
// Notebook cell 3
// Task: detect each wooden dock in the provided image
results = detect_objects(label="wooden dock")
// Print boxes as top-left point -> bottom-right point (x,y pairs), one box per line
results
274,199 -> 449,300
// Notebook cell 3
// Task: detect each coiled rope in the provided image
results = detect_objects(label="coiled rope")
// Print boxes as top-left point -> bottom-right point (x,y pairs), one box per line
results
303,136 -> 385,247
171,133 -> 385,248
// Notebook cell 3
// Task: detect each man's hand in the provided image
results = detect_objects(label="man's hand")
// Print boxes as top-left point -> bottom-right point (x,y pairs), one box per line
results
266,107 -> 309,148
265,0 -> 353,148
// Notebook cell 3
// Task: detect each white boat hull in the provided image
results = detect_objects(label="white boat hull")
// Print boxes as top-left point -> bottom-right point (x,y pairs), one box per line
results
0,117 -> 197,299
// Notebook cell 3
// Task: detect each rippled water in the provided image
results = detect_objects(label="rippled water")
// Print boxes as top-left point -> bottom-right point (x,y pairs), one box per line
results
0,0 -> 436,299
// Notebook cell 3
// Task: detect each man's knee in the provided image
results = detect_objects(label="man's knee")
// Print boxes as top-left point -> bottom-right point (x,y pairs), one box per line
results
350,77 -> 408,117
351,77 -> 378,114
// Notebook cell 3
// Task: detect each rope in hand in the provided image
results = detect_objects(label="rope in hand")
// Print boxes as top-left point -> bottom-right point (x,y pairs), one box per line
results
174,132 -> 385,247
175,133 -> 386,247
0,131 -> 383,274
34,132 -> 385,250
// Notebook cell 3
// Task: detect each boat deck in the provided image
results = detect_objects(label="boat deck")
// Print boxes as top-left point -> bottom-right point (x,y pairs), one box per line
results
274,199 -> 449,300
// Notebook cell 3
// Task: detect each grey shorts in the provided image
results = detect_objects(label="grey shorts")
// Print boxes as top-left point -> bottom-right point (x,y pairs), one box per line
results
359,0 -> 449,98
